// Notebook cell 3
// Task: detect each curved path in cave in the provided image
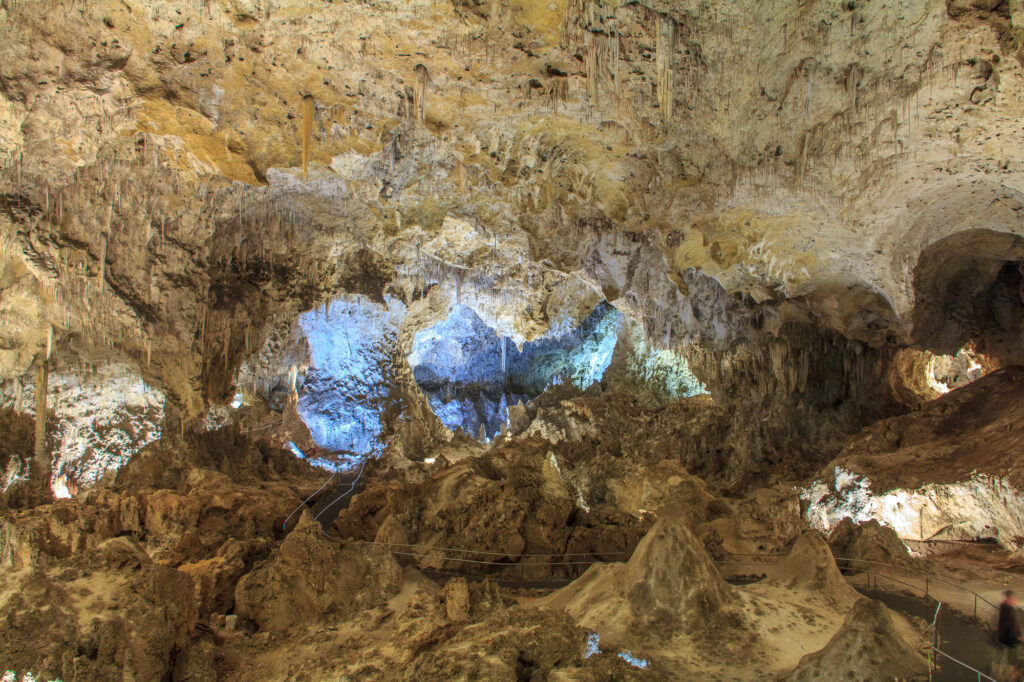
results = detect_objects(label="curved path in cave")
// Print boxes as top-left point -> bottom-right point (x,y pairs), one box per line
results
857,586 -> 996,682
370,539 -> 1005,680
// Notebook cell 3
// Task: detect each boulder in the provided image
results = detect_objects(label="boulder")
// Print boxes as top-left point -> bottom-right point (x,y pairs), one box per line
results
235,511 -> 401,632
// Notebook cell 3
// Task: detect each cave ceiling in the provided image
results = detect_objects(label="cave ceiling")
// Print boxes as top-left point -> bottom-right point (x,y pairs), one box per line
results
1,0 -> 1023,417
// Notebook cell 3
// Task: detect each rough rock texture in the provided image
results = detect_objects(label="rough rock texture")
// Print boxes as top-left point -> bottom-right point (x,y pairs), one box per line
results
539,515 -> 744,648
783,597 -> 928,681
0,416 -> 935,681
1,428 -> 319,575
178,537 -> 248,617
768,531 -> 859,611
0,362 -> 164,495
333,434 -> 654,580
803,367 -> 1024,549
0,536 -> 196,682
827,518 -> 916,570
1,0 -> 1022,677
2,0 -> 1024,493
235,511 -> 402,633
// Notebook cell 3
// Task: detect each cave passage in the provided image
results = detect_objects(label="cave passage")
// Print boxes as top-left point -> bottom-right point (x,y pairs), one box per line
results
408,302 -> 621,439
296,295 -> 404,455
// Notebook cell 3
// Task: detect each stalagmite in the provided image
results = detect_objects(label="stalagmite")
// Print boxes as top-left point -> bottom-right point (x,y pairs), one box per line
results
1,3 -> 1022,677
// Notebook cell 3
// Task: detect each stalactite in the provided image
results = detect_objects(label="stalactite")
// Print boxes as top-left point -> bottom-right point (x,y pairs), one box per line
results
98,233 -> 108,283
656,15 -> 675,119
795,130 -> 811,187
289,363 -> 299,403
33,354 -> 50,500
586,33 -> 599,105
456,157 -> 467,191
414,64 -> 428,125
302,95 -> 315,180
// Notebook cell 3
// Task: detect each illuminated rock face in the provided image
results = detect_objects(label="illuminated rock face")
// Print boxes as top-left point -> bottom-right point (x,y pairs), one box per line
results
802,468 -> 1024,551
409,303 -> 621,439
622,326 -> 707,402
0,363 -> 163,495
297,296 -> 405,454
506,303 -> 621,395
1,0 -> 1024,500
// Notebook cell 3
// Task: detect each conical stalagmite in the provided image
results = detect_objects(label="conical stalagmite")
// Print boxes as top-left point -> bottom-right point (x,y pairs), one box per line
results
2,1 -> 1024,679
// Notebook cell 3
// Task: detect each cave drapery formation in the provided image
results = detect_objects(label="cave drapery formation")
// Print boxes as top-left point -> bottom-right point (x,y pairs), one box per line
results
2,0 -> 1024,679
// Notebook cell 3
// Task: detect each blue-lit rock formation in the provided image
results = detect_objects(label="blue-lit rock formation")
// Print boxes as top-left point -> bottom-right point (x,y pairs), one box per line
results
408,303 -> 621,439
624,326 -> 707,401
297,296 -> 405,454
506,303 -> 621,394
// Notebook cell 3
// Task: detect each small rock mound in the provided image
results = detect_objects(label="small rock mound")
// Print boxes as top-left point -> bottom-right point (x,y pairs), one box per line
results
0,536 -> 196,681
784,597 -> 928,681
235,510 -> 401,632
540,515 -> 738,643
771,531 -> 859,609
828,517 -> 914,569
401,606 -> 587,681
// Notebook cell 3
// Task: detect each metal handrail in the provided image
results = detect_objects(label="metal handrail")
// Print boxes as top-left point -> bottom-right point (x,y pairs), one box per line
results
716,554 -> 1003,681
366,540 -> 625,558
836,557 -> 999,613
926,644 -> 997,682
718,552 -> 1000,618
385,549 -> 603,566
364,542 -> 1003,679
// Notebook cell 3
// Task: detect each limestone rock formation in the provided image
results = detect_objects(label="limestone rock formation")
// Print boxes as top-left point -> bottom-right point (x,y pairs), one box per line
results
768,531 -> 860,611
784,598 -> 928,681
540,515 -> 744,649
827,518 -> 915,570
235,511 -> 402,633
0,536 -> 196,682
0,0 -> 1021,678
1,0 -> 1023,493
804,367 -> 1024,550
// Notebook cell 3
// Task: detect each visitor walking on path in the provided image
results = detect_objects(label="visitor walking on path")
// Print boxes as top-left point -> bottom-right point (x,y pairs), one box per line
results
996,590 -> 1022,681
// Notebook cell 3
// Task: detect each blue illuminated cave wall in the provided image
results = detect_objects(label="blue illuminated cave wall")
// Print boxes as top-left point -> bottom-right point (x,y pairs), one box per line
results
506,303 -> 621,393
294,293 -> 703,453
297,296 -> 404,454
407,303 -> 516,439
408,303 -> 621,439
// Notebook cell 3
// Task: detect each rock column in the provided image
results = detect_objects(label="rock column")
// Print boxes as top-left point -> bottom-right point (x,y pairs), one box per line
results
33,353 -> 51,501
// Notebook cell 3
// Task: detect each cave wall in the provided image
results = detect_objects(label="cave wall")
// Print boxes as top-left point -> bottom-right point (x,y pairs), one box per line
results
0,0 -> 1023,487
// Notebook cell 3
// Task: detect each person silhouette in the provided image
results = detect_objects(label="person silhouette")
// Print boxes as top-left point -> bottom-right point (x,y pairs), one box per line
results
996,590 -> 1022,681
